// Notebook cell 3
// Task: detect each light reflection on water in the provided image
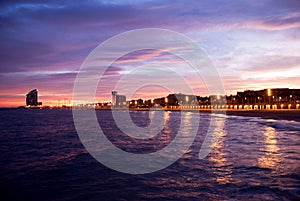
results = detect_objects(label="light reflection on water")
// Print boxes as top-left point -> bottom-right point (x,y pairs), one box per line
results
258,126 -> 282,171
208,127 -> 232,185
0,109 -> 299,201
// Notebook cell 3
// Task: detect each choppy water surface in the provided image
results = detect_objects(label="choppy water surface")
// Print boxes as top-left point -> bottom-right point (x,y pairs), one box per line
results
0,109 -> 299,201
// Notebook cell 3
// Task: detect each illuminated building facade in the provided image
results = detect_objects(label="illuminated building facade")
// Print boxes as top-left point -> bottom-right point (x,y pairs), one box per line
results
127,88 -> 300,110
111,91 -> 126,107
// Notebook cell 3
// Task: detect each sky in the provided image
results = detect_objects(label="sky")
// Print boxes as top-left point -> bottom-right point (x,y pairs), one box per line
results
0,0 -> 300,107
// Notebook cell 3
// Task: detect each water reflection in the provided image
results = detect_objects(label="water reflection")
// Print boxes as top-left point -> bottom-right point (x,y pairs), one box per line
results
164,111 -> 170,125
182,112 -> 192,131
209,119 -> 232,184
162,111 -> 171,141
258,126 -> 281,171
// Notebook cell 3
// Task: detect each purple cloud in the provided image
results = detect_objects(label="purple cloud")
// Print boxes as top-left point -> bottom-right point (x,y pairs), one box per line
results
0,0 -> 299,106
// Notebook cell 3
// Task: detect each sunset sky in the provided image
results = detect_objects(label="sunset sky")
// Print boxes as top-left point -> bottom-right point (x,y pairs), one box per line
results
1,0 -> 300,107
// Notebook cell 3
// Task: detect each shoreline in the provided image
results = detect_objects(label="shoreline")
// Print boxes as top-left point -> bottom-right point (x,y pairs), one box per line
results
123,108 -> 300,122
6,107 -> 300,122
224,110 -> 300,122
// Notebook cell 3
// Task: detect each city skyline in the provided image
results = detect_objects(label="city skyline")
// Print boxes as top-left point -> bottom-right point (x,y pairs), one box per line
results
23,87 -> 300,109
1,0 -> 300,107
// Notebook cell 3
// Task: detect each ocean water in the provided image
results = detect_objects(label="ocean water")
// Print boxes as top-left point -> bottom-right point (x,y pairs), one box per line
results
0,109 -> 299,201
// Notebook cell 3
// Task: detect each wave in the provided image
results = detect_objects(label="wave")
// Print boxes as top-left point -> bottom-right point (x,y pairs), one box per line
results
223,114 -> 300,132
259,119 -> 300,132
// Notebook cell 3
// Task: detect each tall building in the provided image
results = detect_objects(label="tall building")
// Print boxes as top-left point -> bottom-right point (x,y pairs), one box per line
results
26,89 -> 38,106
111,91 -> 117,106
111,91 -> 126,107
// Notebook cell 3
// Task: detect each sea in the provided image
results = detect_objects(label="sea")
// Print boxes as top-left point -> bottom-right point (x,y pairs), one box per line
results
0,109 -> 299,201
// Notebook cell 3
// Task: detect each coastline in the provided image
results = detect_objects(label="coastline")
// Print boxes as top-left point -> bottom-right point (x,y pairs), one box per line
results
5,107 -> 300,122
223,110 -> 300,122
127,108 -> 300,122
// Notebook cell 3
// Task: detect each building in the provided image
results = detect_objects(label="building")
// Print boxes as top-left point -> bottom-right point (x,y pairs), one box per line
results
111,91 -> 117,106
112,88 -> 300,110
232,88 -> 300,105
111,91 -> 126,107
26,89 -> 42,106
166,93 -> 198,106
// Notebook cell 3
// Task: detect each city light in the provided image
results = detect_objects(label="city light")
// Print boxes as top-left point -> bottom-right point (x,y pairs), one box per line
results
21,88 -> 300,110
268,89 -> 272,96
185,96 -> 189,103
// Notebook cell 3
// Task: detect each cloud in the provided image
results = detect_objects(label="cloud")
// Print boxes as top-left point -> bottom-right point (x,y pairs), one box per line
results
115,49 -> 164,64
239,14 -> 300,31
233,55 -> 300,72
103,66 -> 127,76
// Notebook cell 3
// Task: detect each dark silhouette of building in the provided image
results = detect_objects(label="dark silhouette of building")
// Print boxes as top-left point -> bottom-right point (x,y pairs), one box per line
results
127,88 -> 300,110
26,89 -> 42,106
153,97 -> 166,106
231,88 -> 300,105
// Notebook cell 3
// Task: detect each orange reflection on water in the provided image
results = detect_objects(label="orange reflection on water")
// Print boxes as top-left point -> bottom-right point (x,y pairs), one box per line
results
258,126 -> 281,170
209,119 -> 232,184
162,111 -> 171,141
